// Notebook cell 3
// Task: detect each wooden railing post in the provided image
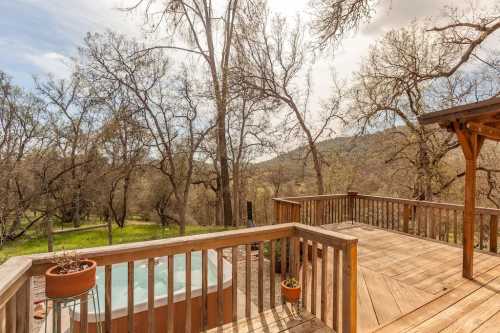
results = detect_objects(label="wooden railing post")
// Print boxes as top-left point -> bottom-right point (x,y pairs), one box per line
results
403,204 -> 410,233
490,215 -> 498,253
347,192 -> 358,222
342,241 -> 357,333
274,200 -> 281,224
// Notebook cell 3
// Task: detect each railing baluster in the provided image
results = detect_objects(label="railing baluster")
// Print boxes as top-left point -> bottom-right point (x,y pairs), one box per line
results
321,243 -> 328,322
270,241 -> 276,308
147,258 -> 155,333
168,255 -> 174,333
231,246 -> 238,321
301,238 -> 308,308
201,249 -> 208,330
258,242 -> 264,313
343,242 -> 358,333
127,261 -> 134,333
217,249 -> 224,326
280,238 -> 287,291
332,248 -> 340,332
16,278 -> 30,333
105,264 -> 112,333
479,214 -> 484,249
0,304 -> 5,333
311,241 -> 318,315
80,291 -> 88,333
454,210 -> 458,244
185,251 -> 192,333
245,244 -> 252,316
5,295 -> 15,332
128,261 -> 134,333
490,215 -> 498,253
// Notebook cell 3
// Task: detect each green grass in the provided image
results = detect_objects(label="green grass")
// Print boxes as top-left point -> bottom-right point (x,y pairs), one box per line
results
0,224 -> 232,263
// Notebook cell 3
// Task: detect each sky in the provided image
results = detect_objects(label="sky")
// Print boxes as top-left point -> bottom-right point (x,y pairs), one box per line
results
0,0 -> 475,102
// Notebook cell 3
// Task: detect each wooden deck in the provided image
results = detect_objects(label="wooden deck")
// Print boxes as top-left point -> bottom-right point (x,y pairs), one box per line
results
318,223 -> 500,332
208,304 -> 333,333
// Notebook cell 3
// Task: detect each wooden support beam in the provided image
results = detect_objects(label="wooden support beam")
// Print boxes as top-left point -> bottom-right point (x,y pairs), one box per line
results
467,122 -> 500,141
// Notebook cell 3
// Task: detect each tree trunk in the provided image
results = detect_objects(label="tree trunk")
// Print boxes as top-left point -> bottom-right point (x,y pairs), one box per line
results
232,167 -> 240,227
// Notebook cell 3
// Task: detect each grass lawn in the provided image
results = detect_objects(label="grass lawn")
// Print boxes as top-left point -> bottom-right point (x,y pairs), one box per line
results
0,224 -> 233,263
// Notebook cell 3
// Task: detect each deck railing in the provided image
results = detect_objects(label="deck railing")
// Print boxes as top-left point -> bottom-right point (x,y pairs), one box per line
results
274,192 -> 500,254
0,223 -> 358,333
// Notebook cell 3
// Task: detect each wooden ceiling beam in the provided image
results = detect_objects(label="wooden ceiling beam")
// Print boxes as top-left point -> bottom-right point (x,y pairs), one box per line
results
467,122 -> 500,142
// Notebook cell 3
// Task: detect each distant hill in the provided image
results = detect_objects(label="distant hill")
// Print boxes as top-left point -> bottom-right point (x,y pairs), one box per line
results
251,127 -> 475,205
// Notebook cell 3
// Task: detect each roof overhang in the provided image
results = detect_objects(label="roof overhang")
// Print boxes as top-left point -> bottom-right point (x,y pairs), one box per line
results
418,96 -> 500,141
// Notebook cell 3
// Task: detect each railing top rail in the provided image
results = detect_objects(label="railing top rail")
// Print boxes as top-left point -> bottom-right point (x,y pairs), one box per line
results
272,198 -> 302,205
273,193 -> 347,202
295,223 -> 358,249
0,256 -> 31,308
357,194 -> 500,215
25,223 -> 357,276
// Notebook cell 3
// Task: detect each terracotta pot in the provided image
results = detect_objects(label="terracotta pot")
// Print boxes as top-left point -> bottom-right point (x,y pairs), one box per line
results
281,281 -> 301,303
45,259 -> 97,299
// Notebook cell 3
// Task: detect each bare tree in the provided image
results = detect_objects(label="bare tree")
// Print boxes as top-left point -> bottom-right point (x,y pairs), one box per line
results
83,32 -> 213,234
310,0 -> 374,48
125,0 -> 254,226
234,13 -> 345,194
352,17 -> 498,200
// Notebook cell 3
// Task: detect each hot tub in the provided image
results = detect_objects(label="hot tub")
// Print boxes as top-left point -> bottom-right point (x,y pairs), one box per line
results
71,250 -> 233,333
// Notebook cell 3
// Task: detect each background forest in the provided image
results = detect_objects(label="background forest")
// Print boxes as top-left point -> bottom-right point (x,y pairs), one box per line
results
0,0 -> 499,249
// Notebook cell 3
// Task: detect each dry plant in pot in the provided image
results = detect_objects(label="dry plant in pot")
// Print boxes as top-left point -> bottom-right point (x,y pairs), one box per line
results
45,251 -> 97,299
281,277 -> 301,303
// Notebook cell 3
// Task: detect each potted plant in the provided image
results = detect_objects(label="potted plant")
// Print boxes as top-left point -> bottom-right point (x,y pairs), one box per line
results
281,277 -> 301,303
45,251 -> 97,299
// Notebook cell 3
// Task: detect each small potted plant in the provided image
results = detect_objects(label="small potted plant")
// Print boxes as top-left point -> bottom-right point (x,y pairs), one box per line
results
45,251 -> 97,299
281,276 -> 301,303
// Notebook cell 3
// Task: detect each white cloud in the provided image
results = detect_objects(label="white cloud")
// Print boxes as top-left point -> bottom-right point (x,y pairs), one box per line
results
23,51 -> 72,79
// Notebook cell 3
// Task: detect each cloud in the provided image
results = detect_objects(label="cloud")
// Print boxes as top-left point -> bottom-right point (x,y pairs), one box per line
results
23,51 -> 72,79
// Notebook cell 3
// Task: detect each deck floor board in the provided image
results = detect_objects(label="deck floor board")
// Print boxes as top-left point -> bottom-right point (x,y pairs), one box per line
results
322,223 -> 500,332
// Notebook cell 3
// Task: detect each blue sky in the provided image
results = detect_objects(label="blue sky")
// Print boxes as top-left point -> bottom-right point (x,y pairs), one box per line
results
1,0 -> 467,91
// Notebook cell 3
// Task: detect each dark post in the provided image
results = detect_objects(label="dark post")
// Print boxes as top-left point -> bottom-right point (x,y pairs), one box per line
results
347,191 -> 358,223
247,201 -> 254,227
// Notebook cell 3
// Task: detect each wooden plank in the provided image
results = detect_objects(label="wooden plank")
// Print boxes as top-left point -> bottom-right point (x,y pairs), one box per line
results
15,278 -> 30,333
440,293 -> 500,332
408,275 -> 500,332
473,310 -> 500,333
342,242 -> 357,333
217,249 -> 224,325
105,264 -> 112,333
311,242 -> 318,315
5,296 -> 15,333
321,244 -> 328,322
258,242 -> 264,313
202,249 -> 208,330
376,264 -> 500,332
332,249 -> 340,331
245,244 -> 251,317
301,239 -> 308,308
148,258 -> 155,333
128,261 -> 134,333
463,156 -> 477,279
280,238 -> 287,299
80,292 -> 88,333
490,215 -> 498,253
270,241 -> 276,308
231,247 -> 238,321
29,224 -> 297,273
362,267 -> 401,324
0,305 -> 5,333
207,304 -> 318,333
185,251 -> 192,333
167,255 -> 174,333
